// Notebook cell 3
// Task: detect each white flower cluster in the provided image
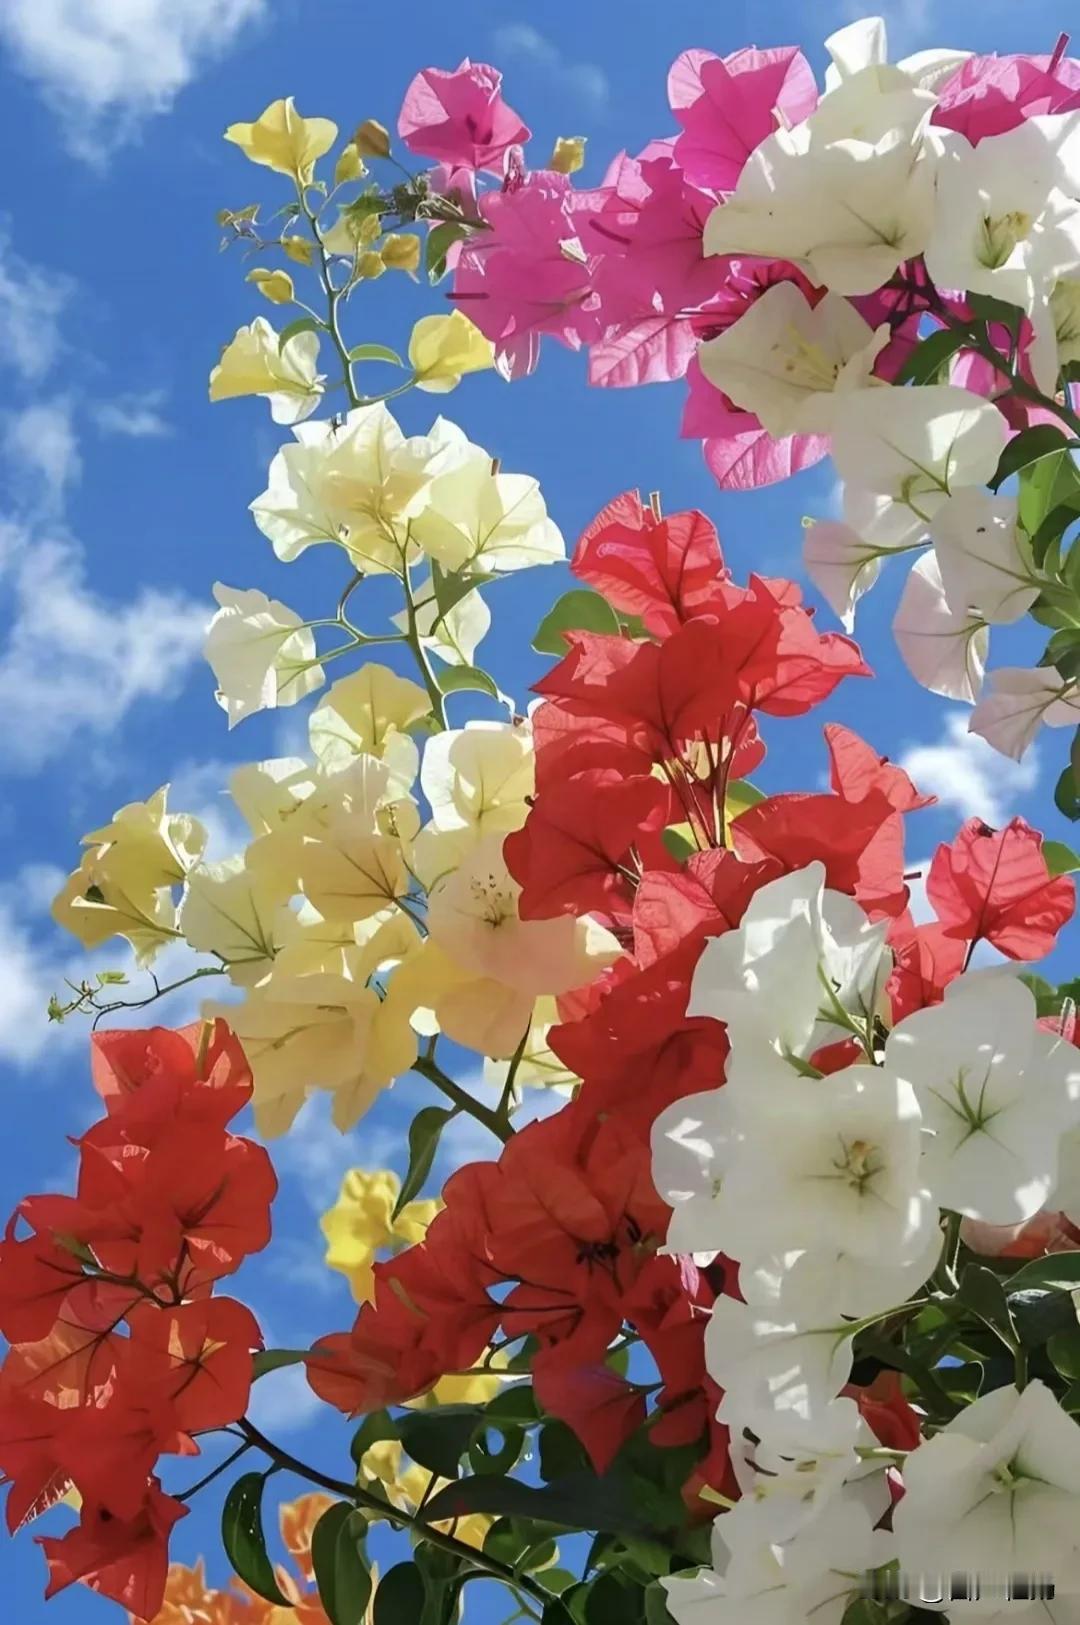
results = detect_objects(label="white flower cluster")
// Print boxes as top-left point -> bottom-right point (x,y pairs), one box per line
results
697,13 -> 1080,764
653,861 -> 1080,1623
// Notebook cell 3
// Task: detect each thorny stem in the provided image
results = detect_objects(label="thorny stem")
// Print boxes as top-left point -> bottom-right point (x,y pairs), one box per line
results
235,1418 -> 550,1610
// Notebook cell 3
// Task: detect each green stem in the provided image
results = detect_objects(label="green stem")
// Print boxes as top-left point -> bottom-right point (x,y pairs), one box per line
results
298,186 -> 360,410
934,303 -> 1080,440
88,964 -> 228,1029
402,551 -> 448,727
236,1419 -> 548,1607
413,1053 -> 512,1143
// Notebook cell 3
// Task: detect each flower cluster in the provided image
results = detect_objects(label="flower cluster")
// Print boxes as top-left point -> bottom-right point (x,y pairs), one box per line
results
0,1022 -> 274,1618
410,27 -> 1080,796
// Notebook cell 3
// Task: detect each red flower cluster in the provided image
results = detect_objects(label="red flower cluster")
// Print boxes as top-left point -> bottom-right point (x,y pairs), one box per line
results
306,490 -> 1077,1506
0,1020 -> 275,1620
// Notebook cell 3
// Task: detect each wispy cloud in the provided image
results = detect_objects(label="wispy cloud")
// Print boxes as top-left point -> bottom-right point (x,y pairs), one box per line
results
93,390 -> 172,440
899,711 -> 1040,828
491,22 -> 610,114
0,0 -> 267,164
0,224 -> 70,381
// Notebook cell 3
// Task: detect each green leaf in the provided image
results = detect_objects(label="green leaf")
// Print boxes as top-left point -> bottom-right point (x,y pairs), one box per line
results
660,825 -> 696,863
1016,441 -> 1080,543
392,1105 -> 454,1221
1049,1326 -> 1080,1378
644,1584 -> 677,1625
311,1503 -> 372,1625
532,589 -> 621,655
585,1573 -> 646,1623
373,1561 -> 426,1625
221,1474 -> 290,1606
1004,1251 -> 1080,1294
725,779 -> 765,821
251,1347 -> 307,1380
484,1384 -> 540,1426
423,1470 -> 651,1535
1044,839 -> 1080,876
277,316 -> 322,351
993,424 -> 1073,493
468,1420 -> 525,1477
842,1603 -> 894,1625
1056,759 -> 1080,822
435,663 -> 500,700
538,1421 -> 590,1483
958,1263 -> 1019,1349
895,324 -> 975,386
430,562 -> 496,627
426,221 -> 469,283
346,342 -> 403,366
398,1404 -> 485,1481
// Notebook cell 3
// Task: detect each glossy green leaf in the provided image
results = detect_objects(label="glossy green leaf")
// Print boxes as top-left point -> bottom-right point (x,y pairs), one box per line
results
424,1469 -> 650,1535
1044,839 -> 1080,876
372,1561 -> 426,1625
1004,1251 -> 1080,1294
221,1474 -> 290,1606
894,325 -> 975,386
398,1404 -> 484,1481
311,1503 -> 372,1625
277,316 -> 322,351
958,1264 -> 1019,1349
436,663 -> 500,699
1055,759 -> 1080,822
392,1105 -> 454,1221
346,342 -> 402,366
993,424 -> 1072,493
468,1420 -> 525,1477
1048,1326 -> 1080,1378
251,1347 -> 307,1380
426,221 -> 469,283
532,589 -> 621,655
660,826 -> 696,863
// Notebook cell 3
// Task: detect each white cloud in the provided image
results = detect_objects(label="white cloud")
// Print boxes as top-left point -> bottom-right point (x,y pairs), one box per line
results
93,390 -> 171,439
0,0 -> 267,162
0,226 -> 70,381
246,1358 -> 323,1436
0,526 -> 205,772
273,1094 -> 399,1213
899,710 -> 1040,827
491,22 -> 610,112
4,399 -> 82,505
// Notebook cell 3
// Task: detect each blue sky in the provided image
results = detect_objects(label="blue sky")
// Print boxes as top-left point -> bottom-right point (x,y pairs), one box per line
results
0,0 -> 1076,1619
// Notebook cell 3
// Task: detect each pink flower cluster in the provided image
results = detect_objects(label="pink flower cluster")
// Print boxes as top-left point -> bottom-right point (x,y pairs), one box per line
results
396,45 -> 1080,489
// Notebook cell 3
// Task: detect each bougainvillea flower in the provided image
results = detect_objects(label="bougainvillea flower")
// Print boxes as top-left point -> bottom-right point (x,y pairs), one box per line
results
670,45 -> 818,192
571,490 -> 733,634
927,815 -> 1075,959
38,1479 -> 186,1620
124,1298 -> 263,1434
398,60 -> 530,173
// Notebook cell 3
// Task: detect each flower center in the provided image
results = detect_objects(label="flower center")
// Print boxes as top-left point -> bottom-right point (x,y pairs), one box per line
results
977,210 -> 1033,270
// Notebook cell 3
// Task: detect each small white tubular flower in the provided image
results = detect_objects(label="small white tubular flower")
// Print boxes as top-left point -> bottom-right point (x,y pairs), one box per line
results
829,384 -> 1008,520
712,1062 -> 934,1267
704,63 -> 938,296
204,584 -> 323,727
926,118 -> 1080,388
697,283 -> 887,438
893,551 -> 989,702
665,1496 -> 891,1625
688,863 -> 891,1070
929,488 -> 1040,625
970,667 -> 1080,761
893,1381 -> 1080,1589
209,317 -> 325,423
704,1292 -> 856,1448
651,1089 -> 742,1256
886,974 -> 1080,1224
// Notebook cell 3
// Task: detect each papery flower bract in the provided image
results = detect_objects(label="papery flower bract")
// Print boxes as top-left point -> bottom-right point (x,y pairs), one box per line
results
180,855 -> 298,986
698,283 -> 888,438
38,1480 -> 186,1620
669,44 -> 818,191
571,489 -> 731,635
893,1380 -> 1080,1585
204,583 -> 324,726
408,312 -> 495,392
209,318 -> 324,425
704,1290 -> 856,1449
410,441 -> 564,573
970,665 -> 1080,759
321,1169 -> 438,1304
307,663 -> 430,789
829,383 -> 1008,516
887,973 -> 1080,1222
892,551 -> 988,702
929,488 -> 1039,625
419,720 -> 533,839
224,97 -> 337,181
927,815 -> 1075,959
397,60 -> 529,173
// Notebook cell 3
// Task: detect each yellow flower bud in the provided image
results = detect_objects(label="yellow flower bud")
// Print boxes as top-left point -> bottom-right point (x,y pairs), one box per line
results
380,233 -> 421,273
549,136 -> 587,175
246,267 -> 296,305
334,142 -> 367,185
354,118 -> 391,159
356,251 -> 387,281
281,234 -> 315,266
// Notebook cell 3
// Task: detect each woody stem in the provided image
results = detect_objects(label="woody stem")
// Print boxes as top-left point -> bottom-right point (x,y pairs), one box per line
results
413,1053 -> 513,1143
235,1419 -> 549,1607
